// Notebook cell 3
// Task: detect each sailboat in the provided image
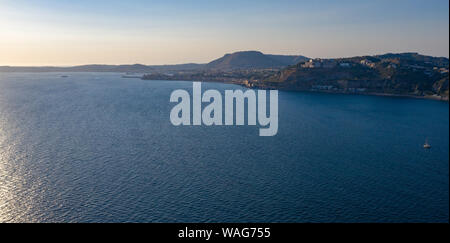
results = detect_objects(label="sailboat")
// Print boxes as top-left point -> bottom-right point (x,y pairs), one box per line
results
423,138 -> 431,149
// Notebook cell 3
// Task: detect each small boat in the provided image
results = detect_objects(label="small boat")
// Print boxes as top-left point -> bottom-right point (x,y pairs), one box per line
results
423,139 -> 431,149
61,75 -> 68,78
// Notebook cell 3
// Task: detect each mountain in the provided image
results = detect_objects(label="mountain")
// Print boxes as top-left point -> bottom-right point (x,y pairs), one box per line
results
206,51 -> 308,70
0,51 -> 307,73
0,63 -> 205,73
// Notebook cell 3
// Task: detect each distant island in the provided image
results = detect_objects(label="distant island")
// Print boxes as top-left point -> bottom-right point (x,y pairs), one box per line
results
1,51 -> 448,100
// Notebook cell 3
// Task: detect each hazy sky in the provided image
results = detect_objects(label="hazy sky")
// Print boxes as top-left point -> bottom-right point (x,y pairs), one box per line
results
0,0 -> 448,66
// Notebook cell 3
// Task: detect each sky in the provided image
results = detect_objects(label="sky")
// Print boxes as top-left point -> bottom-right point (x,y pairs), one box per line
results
0,0 -> 449,66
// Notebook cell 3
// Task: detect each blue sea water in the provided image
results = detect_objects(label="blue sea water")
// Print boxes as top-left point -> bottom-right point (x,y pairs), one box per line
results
0,72 -> 448,223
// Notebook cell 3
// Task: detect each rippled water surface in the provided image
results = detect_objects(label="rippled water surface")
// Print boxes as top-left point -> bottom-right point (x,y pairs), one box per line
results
0,72 -> 448,222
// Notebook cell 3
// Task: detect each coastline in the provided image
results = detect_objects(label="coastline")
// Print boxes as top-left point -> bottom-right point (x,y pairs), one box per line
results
1,71 -> 447,102
236,80 -> 450,102
292,89 -> 450,102
367,92 -> 449,101
139,76 -> 450,102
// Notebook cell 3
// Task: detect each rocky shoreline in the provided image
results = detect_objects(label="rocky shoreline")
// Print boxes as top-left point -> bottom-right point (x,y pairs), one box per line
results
140,77 -> 449,102
242,81 -> 449,101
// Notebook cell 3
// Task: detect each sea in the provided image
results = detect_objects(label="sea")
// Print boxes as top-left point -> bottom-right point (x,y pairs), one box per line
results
0,72 -> 448,222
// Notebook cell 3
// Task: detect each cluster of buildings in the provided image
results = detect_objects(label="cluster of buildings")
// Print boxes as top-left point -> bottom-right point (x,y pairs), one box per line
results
299,58 -> 449,81
311,85 -> 335,90
406,64 -> 448,76
300,59 -> 352,69
434,67 -> 449,74
360,59 -> 376,68
311,85 -> 367,93
301,59 -> 323,68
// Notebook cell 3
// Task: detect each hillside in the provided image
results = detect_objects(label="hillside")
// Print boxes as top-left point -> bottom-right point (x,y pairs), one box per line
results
206,51 -> 307,70
253,53 -> 449,100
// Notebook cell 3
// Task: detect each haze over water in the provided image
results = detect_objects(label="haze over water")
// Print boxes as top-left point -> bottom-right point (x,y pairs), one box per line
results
0,73 -> 448,222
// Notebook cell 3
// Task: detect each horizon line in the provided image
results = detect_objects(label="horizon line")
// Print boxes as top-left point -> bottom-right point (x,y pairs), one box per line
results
1,51 -> 448,67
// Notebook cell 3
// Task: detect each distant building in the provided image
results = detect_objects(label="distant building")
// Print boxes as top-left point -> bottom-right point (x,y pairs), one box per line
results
301,59 -> 322,68
360,59 -> 375,68
312,85 -> 334,90
301,59 -> 336,68
243,80 -> 253,87
300,61 -> 311,68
